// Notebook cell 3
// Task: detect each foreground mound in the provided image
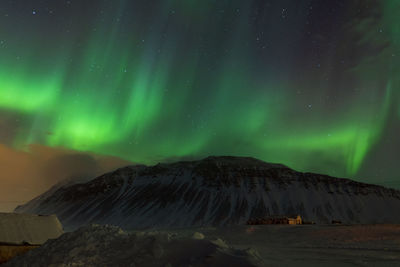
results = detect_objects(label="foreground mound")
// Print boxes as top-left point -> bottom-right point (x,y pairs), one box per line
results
4,224 -> 264,267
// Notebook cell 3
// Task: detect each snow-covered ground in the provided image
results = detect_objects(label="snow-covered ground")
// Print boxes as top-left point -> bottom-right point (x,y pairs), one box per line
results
3,224 -> 264,267
4,224 -> 400,266
188,224 -> 400,266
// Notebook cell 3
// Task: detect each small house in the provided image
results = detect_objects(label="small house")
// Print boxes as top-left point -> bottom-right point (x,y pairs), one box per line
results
247,215 -> 302,225
0,213 -> 64,264
288,215 -> 302,225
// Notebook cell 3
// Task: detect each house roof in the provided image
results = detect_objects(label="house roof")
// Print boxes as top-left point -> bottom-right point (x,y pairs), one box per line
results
0,213 -> 64,245
262,215 -> 301,219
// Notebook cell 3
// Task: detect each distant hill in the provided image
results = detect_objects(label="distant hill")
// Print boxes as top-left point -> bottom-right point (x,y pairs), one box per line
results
15,156 -> 400,231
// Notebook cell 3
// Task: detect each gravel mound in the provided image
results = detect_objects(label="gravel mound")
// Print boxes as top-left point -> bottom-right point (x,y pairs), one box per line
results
4,224 -> 264,267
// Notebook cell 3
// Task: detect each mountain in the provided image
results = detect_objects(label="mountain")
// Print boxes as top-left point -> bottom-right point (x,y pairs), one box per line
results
15,156 -> 400,231
15,175 -> 94,214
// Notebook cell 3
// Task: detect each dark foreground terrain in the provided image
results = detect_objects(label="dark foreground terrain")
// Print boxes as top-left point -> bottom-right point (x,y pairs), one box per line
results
181,224 -> 400,266
4,224 -> 400,266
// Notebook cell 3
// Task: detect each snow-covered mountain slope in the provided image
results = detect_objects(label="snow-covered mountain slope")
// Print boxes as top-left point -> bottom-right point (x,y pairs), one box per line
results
15,156 -> 400,231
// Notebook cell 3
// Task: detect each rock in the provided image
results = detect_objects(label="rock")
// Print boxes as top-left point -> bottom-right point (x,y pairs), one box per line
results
192,232 -> 205,240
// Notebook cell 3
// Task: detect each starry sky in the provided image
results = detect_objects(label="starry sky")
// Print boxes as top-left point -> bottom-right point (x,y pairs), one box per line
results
0,0 -> 399,209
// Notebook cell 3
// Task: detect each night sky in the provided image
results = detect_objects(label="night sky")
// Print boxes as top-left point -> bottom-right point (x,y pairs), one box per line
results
0,0 -> 399,209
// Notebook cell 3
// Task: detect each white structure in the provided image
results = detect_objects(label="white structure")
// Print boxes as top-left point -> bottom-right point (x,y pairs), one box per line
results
0,213 -> 63,245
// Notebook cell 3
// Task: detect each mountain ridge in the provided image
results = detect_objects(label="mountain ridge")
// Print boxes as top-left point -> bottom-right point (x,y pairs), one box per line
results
15,156 -> 400,231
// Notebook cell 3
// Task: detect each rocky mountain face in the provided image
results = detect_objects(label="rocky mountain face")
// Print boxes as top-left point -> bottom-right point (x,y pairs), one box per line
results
15,156 -> 400,231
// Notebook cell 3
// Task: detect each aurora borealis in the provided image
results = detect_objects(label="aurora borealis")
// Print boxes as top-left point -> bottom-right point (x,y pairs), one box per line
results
0,0 -> 399,206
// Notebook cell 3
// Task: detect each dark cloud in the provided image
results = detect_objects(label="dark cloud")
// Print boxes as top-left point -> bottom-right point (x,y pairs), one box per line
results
0,144 -> 132,212
0,111 -> 26,145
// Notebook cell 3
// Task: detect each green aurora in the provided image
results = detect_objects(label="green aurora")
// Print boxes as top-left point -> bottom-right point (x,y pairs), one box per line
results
0,0 -> 399,184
